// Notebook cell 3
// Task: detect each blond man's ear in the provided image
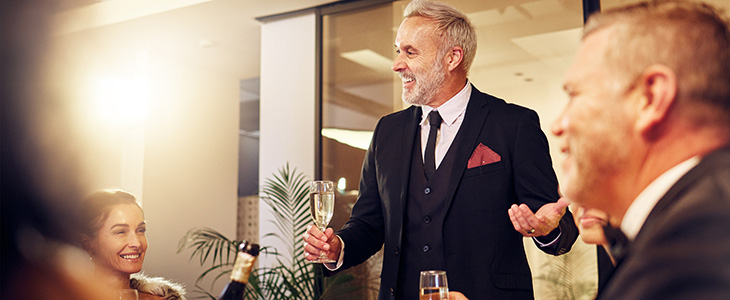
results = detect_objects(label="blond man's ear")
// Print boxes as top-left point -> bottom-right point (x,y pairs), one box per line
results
445,46 -> 464,72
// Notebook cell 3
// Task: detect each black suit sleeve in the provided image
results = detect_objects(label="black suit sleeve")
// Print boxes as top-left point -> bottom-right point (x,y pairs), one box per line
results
332,118 -> 388,272
512,109 -> 578,255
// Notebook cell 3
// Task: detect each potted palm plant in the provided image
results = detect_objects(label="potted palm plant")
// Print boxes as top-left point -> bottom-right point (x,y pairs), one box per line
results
178,164 -> 375,299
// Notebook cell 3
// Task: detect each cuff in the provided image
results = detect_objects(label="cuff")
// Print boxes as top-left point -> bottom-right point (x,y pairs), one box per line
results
533,228 -> 561,247
323,235 -> 345,271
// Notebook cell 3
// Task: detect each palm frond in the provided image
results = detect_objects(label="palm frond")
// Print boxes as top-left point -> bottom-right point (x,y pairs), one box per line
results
179,163 -> 376,300
178,227 -> 238,267
260,163 -> 312,266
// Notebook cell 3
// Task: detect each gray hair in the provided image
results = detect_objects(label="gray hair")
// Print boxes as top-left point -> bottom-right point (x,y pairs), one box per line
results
584,0 -> 730,127
404,0 -> 477,74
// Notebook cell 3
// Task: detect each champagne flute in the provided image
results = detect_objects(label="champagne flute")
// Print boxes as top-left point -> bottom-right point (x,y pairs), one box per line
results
420,270 -> 448,300
309,180 -> 336,263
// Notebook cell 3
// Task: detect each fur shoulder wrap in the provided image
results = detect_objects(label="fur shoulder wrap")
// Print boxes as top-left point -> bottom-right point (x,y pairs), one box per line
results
130,273 -> 186,300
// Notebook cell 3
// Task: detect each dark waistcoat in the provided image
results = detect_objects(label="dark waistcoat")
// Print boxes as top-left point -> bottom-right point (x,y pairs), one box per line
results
396,132 -> 459,300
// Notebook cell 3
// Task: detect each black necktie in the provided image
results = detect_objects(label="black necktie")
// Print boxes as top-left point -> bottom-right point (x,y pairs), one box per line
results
424,110 -> 442,180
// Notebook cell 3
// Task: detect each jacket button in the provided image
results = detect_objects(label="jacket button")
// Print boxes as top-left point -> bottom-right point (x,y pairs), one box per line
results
424,187 -> 431,194
390,288 -> 395,296
423,245 -> 430,252
394,247 -> 399,256
424,216 -> 431,224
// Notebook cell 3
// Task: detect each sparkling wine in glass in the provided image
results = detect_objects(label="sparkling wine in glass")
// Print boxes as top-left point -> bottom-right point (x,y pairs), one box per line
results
309,180 -> 336,263
420,270 -> 448,300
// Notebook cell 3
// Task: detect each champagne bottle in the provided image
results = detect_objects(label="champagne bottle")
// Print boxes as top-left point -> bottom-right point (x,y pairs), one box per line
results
217,240 -> 260,300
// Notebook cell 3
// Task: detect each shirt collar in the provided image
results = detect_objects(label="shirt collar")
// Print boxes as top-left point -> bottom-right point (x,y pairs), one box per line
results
420,80 -> 471,127
620,156 -> 701,240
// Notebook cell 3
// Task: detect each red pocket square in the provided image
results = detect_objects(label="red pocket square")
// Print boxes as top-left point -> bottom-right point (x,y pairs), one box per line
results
467,143 -> 501,169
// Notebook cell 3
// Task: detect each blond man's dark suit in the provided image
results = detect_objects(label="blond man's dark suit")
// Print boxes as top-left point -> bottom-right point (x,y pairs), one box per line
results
332,86 -> 578,300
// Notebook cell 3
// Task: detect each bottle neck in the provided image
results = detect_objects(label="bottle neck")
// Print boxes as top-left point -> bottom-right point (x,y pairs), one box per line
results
230,251 -> 256,283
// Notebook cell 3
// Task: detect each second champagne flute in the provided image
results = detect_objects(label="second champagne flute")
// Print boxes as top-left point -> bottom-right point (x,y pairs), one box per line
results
309,180 -> 336,263
420,270 -> 448,300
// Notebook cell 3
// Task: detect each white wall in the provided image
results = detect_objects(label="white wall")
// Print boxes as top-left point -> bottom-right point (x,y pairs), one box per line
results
259,11 -> 317,266
141,57 -> 240,290
136,56 -> 240,291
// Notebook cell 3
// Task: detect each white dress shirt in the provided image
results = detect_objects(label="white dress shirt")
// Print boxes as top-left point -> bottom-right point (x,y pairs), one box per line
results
420,82 -> 471,168
621,156 -> 701,241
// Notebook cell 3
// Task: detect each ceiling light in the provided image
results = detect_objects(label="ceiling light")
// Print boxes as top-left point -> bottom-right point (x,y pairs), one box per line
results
340,49 -> 392,73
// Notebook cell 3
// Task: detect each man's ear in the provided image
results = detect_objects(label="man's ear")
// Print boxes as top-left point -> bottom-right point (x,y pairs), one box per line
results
445,46 -> 464,72
634,64 -> 677,136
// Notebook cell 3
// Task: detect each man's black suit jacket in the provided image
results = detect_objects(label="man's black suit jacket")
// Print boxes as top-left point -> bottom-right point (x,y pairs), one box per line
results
597,147 -> 730,300
334,86 -> 578,300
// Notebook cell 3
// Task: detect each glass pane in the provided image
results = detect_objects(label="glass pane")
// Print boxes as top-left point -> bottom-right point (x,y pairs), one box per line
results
321,3 -> 406,298
321,1 -> 593,299
464,1 -> 584,182
322,1 -> 405,230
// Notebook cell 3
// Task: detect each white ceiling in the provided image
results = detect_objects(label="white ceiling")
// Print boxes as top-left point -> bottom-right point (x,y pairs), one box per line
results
52,0 -> 586,85
55,0 -> 341,81
53,0 -> 730,100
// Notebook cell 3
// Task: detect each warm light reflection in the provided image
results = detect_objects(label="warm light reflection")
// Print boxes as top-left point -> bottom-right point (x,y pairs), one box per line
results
321,128 -> 373,151
88,52 -> 149,127
340,49 -> 393,74
337,177 -> 346,192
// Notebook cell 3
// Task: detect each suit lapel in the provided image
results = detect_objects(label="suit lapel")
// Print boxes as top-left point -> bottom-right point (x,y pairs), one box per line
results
598,147 -> 730,300
636,147 -> 730,242
443,85 -> 491,208
399,106 -> 421,213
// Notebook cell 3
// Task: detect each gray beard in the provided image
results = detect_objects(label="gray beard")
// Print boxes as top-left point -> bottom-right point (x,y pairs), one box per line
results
401,61 -> 447,106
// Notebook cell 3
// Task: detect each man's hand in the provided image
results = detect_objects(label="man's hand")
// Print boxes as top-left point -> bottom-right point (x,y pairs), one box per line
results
448,291 -> 468,300
302,225 -> 342,262
508,198 -> 570,237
